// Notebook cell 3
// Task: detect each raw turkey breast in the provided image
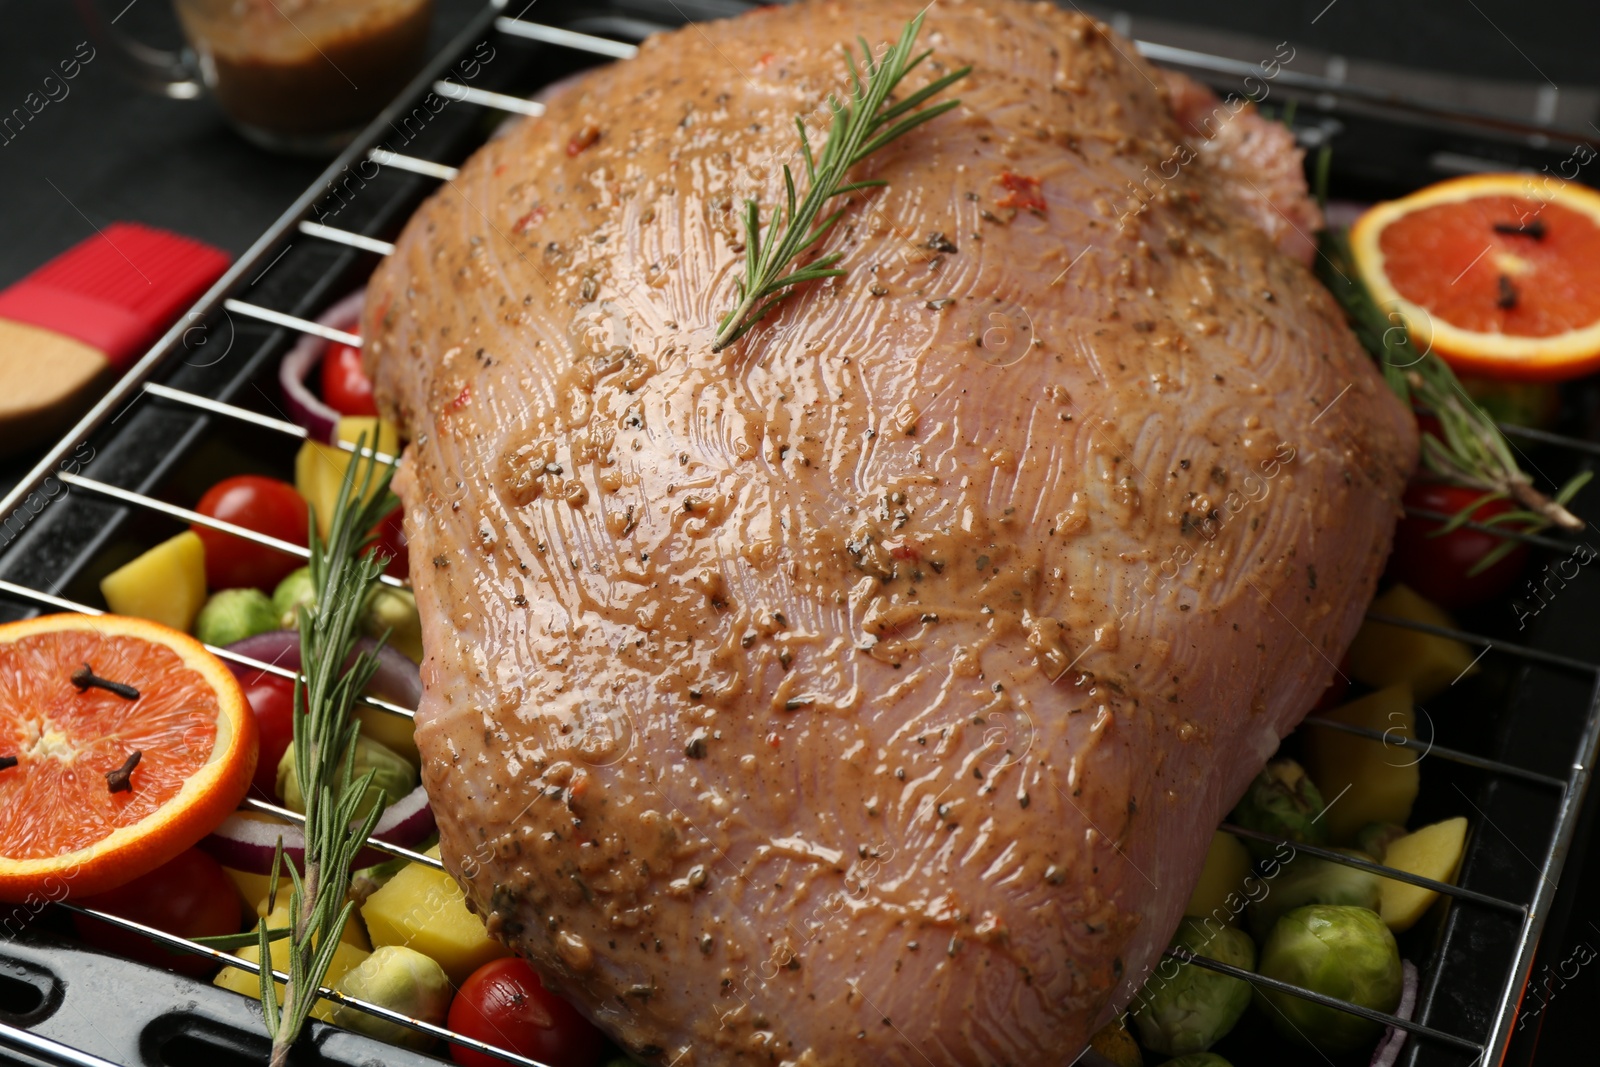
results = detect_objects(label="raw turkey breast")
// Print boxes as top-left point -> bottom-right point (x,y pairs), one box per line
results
362,1 -> 1416,1063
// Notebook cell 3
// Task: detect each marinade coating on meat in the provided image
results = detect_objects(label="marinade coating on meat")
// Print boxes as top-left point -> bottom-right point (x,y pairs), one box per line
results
363,1 -> 1416,1063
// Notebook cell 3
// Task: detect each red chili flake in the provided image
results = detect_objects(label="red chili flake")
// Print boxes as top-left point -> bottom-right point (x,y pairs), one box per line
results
997,171 -> 1046,213
767,732 -> 781,749
450,386 -> 472,410
756,52 -> 777,69
514,205 -> 548,233
885,538 -> 920,562
493,162 -> 509,177
566,124 -> 601,156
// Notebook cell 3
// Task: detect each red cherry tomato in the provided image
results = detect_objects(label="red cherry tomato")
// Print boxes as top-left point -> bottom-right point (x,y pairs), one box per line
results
240,670 -> 297,802
193,475 -> 309,591
449,958 -> 608,1067
369,505 -> 409,579
73,848 -> 242,977
321,341 -> 378,417
1388,480 -> 1529,609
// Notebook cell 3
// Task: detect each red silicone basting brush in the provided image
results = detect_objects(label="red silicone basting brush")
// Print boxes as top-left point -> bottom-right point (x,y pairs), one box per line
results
0,223 -> 230,457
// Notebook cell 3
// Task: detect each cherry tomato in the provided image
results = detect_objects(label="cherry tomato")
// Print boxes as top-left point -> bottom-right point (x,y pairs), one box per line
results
240,670 -> 297,801
321,341 -> 378,417
193,475 -> 309,591
449,958 -> 608,1067
369,505 -> 409,579
73,848 -> 242,977
1388,480 -> 1529,609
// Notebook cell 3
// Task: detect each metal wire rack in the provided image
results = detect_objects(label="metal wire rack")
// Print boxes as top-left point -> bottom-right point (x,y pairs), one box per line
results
1,3 -> 1596,1067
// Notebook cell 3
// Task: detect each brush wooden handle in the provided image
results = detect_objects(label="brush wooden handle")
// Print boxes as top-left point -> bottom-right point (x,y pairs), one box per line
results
0,319 -> 113,458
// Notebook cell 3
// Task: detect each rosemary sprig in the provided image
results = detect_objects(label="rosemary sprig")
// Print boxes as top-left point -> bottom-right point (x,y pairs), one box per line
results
712,14 -> 969,351
1316,229 -> 1589,542
258,436 -> 398,1067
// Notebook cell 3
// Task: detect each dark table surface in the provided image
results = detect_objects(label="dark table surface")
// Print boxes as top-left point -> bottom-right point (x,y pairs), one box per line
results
1,0 -> 1598,1063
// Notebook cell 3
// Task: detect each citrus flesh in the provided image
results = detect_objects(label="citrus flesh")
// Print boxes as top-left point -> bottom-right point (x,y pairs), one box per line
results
1351,174 -> 1600,380
0,614 -> 256,901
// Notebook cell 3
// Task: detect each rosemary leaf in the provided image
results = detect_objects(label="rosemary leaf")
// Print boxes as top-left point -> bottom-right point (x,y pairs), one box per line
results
1315,229 -> 1586,534
712,14 -> 969,351
191,926 -> 292,951
261,433 -> 399,1067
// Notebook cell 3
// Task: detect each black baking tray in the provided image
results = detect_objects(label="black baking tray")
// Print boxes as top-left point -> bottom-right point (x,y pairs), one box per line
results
2,2 -> 1599,1065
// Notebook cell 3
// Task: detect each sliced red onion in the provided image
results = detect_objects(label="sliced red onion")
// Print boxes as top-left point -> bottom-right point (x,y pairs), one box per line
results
207,629 -> 430,872
278,289 -> 367,443
1370,960 -> 1420,1067
200,782 -> 435,875
221,630 -> 421,710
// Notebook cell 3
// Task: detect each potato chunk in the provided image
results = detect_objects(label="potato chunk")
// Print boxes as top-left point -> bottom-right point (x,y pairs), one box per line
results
1347,585 -> 1477,700
361,846 -> 511,985
1185,831 -> 1251,924
1377,816 -> 1469,932
1304,683 -> 1420,843
99,531 -> 207,632
295,416 -> 401,536
214,928 -> 369,1019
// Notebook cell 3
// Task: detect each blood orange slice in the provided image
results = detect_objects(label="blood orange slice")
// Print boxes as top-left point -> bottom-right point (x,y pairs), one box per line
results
1350,173 -> 1600,381
0,614 -> 257,902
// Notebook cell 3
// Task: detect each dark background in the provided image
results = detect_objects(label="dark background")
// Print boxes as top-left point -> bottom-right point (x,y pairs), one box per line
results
1,0 -> 1598,1063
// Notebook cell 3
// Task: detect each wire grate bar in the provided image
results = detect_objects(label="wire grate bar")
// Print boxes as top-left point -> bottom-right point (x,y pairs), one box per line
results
1481,668 -> 1600,1056
0,1020 -> 125,1067
493,17 -> 640,58
61,471 -> 308,560
297,220 -> 397,256
144,382 -> 404,470
48,902 -> 552,1067
1299,715 -> 1569,789
369,147 -> 460,181
0,578 -> 102,617
144,382 -> 306,437
1218,822 -> 1527,914
224,299 -> 362,348
0,578 -> 414,720
1498,421 -> 1600,457
1133,39 -> 1591,145
241,796 -> 444,870
1165,946 -> 1484,1053
1363,610 -> 1600,675
1400,505 -> 1574,552
56,472 -> 406,590
434,79 -> 546,116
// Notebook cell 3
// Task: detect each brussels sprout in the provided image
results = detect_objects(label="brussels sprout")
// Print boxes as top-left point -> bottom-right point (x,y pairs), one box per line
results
1256,904 -> 1403,1054
193,588 -> 279,647
273,565 -> 423,663
362,585 -> 423,663
1230,759 -> 1328,859
1131,917 -> 1255,1056
271,566 -> 317,629
1249,848 -> 1381,941
1355,822 -> 1409,861
277,735 -> 418,820
330,945 -> 451,1049
1161,1056 -> 1234,1067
